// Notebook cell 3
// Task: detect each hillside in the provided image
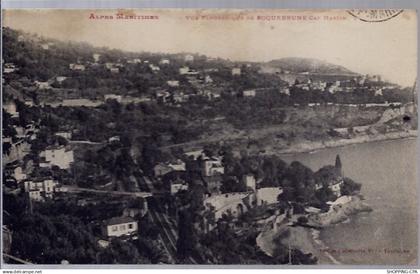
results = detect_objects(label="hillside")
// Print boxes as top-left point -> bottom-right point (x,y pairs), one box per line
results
265,57 -> 357,75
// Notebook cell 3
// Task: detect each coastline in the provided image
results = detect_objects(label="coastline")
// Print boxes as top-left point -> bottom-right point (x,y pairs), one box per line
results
307,195 -> 372,228
285,226 -> 342,265
168,128 -> 417,157
256,195 -> 373,265
304,195 -> 373,264
271,130 -> 418,156
253,130 -> 415,265
308,228 -> 342,265
256,221 -> 342,265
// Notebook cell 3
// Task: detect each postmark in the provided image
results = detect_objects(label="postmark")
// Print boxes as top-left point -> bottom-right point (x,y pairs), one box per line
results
347,9 -> 403,22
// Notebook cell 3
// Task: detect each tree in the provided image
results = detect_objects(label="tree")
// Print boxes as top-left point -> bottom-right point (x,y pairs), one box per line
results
335,154 -> 342,175
10,211 -> 99,264
176,210 -> 196,260
135,238 -> 167,263
341,177 -> 361,195
220,177 -> 246,193
97,239 -> 149,264
2,111 -> 17,138
141,143 -> 163,175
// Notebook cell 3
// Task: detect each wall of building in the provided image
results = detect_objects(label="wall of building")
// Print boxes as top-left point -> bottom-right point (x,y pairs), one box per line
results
256,187 -> 283,206
204,192 -> 254,220
170,183 -> 188,194
243,175 -> 256,191
105,221 -> 138,237
44,148 -> 74,169
203,159 -> 224,177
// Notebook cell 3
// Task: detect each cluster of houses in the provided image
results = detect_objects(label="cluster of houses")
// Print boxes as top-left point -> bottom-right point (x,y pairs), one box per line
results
153,148 -> 347,207
6,33 -> 295,110
197,157 -> 349,233
152,150 -> 290,231
202,173 -> 284,227
153,150 -> 228,193
3,31 -> 405,115
3,158 -> 67,203
3,48 -> 228,108
4,146 -> 74,201
23,178 -> 63,202
241,73 -> 396,99
2,98 -> 147,244
3,101 -> 38,163
278,72 -> 396,95
2,101 -> 142,242
4,41 -> 397,114
2,100 -> 76,198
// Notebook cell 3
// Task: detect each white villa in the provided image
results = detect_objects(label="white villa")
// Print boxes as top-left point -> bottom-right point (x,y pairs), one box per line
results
102,216 -> 138,238
39,146 -> 74,169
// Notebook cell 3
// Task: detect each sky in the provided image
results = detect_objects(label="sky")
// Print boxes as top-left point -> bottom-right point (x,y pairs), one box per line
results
3,9 -> 418,87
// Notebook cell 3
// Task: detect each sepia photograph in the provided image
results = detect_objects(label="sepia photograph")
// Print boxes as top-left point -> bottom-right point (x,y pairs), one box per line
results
1,8 -> 418,267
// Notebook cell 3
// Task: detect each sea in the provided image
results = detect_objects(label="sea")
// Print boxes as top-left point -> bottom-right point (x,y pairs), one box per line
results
280,137 -> 418,265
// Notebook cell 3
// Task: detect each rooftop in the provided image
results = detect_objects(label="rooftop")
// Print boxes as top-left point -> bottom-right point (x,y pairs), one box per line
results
105,216 -> 136,226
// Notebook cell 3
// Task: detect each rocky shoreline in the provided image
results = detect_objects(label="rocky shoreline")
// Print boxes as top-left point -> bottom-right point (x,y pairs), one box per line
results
256,195 -> 373,264
273,130 -> 417,156
307,195 -> 372,228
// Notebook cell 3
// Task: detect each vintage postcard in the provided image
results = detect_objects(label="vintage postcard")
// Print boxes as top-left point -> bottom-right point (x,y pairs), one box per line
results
1,9 -> 418,266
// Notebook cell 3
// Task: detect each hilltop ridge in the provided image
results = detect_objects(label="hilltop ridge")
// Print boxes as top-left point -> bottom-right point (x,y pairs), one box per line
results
265,57 -> 358,75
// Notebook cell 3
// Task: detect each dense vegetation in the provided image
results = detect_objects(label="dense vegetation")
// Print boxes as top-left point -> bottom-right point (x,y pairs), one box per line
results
3,193 -> 165,264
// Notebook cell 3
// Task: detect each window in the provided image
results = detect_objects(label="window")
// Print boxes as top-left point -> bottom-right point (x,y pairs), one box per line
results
111,225 -> 118,232
128,224 -> 133,229
119,224 -> 126,231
